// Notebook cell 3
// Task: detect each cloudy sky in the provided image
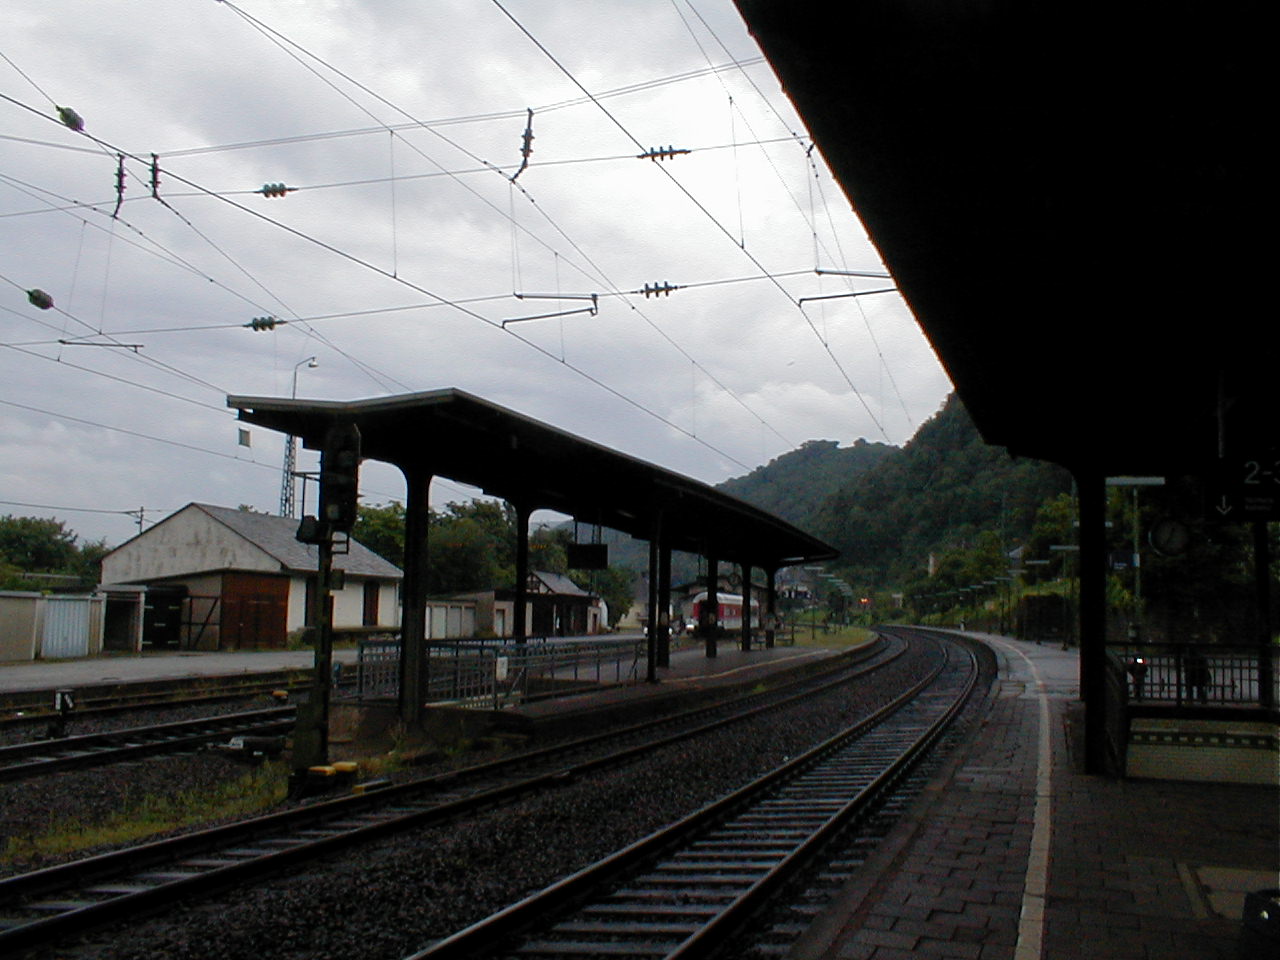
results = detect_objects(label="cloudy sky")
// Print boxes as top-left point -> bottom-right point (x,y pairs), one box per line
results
1,0 -> 952,548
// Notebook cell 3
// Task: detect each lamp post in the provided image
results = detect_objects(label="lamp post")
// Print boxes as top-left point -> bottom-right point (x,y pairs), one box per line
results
279,356 -> 318,517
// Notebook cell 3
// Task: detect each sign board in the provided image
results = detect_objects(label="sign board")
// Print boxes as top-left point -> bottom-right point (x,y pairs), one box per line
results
566,543 -> 608,570
1207,456 -> 1280,522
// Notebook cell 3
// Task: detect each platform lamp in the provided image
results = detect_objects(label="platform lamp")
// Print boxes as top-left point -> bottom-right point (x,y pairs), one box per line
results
279,356 -> 318,517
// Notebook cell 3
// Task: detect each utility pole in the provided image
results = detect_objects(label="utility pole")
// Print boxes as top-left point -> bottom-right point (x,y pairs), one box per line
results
279,357 -> 317,518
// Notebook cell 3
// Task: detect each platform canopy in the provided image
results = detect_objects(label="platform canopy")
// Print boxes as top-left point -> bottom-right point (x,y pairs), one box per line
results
228,388 -> 837,571
734,1 -> 1269,478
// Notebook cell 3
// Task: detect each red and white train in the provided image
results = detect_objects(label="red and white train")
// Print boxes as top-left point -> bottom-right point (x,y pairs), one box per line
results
682,592 -> 760,632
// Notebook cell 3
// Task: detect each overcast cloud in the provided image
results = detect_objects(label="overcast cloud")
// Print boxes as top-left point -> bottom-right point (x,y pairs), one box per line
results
1,0 -> 952,547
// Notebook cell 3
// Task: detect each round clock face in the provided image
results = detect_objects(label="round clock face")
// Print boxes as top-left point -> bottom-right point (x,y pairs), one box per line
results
1148,518 -> 1190,557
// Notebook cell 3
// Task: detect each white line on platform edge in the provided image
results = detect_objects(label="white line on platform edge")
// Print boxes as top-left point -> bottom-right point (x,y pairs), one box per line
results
987,637 -> 1053,960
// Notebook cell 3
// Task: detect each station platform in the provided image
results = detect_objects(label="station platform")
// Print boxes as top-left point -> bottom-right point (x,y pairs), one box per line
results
797,632 -> 1280,960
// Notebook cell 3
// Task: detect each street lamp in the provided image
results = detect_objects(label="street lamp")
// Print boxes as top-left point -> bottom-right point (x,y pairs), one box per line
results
279,357 -> 318,517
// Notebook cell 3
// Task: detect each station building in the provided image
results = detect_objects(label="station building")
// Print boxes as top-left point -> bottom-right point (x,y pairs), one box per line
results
99,503 -> 402,650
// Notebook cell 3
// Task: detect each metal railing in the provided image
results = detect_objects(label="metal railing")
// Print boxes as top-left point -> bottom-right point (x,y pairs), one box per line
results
1109,644 -> 1279,710
350,636 -> 645,709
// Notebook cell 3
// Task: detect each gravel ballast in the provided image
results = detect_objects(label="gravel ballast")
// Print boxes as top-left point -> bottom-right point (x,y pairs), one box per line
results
21,647 -> 944,960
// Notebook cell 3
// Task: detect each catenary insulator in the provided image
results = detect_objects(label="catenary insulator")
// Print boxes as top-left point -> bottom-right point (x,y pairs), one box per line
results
27,289 -> 54,310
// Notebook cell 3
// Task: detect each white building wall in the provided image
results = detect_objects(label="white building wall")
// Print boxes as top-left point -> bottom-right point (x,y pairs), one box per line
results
377,581 -> 398,628
283,577 -> 401,632
286,576 -> 308,633
102,506 -> 275,584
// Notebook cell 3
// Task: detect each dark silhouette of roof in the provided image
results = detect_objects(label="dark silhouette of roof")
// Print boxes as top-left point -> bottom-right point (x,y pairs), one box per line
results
229,388 -> 836,570
734,1 -> 1267,478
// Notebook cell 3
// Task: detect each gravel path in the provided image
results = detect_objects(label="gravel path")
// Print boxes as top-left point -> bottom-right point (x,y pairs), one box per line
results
27,646 -> 941,960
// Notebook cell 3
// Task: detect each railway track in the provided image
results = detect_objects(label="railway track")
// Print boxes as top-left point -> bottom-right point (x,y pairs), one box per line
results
409,630 -> 977,960
0,672 -> 311,729
0,707 -> 295,783
0,638 -> 908,955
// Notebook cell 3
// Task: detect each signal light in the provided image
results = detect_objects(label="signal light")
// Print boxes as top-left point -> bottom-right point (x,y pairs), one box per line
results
319,422 -> 361,533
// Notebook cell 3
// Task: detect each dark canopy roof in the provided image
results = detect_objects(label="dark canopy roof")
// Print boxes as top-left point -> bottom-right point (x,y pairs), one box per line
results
735,1 -> 1269,477
228,388 -> 836,570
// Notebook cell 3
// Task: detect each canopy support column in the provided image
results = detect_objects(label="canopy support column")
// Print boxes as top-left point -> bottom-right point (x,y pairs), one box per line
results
513,501 -> 531,643
657,521 -> 672,668
703,556 -> 719,658
399,467 -> 432,724
1077,470 -> 1111,775
740,563 -> 753,652
765,566 -> 777,648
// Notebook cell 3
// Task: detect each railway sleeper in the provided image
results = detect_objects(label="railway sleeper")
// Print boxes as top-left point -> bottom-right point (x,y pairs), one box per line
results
585,901 -> 725,916
605,889 -> 734,904
514,939 -> 678,956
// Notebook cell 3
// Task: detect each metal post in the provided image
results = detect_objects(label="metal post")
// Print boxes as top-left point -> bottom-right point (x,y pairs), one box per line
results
704,555 -> 719,658
740,562 -> 753,652
765,567 -> 777,648
293,533 -> 334,773
658,534 -> 672,668
513,502 -> 531,644
646,532 -> 660,683
1077,470 -> 1110,774
398,468 -> 431,724
1255,521 -> 1275,711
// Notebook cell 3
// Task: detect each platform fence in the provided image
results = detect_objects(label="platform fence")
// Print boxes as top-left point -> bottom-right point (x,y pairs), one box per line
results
1108,643 -> 1278,710
350,636 -> 645,709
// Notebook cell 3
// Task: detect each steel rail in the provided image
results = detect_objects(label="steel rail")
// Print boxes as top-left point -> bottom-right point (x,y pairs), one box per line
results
409,632 -> 975,960
0,638 -> 904,954
0,673 -> 312,725
0,707 -> 295,783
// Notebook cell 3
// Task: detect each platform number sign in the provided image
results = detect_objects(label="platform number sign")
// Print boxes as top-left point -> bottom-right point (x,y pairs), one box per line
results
1208,455 -> 1280,522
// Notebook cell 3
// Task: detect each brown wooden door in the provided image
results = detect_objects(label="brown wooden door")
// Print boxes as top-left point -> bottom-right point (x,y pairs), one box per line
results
221,573 -> 289,649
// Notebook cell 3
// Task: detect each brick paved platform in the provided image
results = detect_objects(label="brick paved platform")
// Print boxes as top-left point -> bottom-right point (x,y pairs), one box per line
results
794,632 -> 1280,960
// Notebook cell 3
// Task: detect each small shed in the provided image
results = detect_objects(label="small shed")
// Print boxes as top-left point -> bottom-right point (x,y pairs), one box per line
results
0,591 -> 105,661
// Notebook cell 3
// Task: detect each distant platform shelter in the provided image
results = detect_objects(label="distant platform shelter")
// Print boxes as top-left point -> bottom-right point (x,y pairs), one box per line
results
229,388 -> 838,721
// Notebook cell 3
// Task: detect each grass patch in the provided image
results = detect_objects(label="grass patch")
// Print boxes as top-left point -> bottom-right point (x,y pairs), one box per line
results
793,625 -> 878,649
2,762 -> 289,865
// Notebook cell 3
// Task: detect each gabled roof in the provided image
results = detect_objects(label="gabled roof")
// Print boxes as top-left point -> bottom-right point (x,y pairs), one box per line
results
102,504 -> 402,581
530,571 -> 590,597
193,505 -> 401,580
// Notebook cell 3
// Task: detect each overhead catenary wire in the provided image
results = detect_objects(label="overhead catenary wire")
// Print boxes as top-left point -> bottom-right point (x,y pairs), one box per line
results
489,0 -> 891,442
2,63 -> 780,469
4,23 -> 805,455
0,1 -> 921,496
208,2 -> 794,452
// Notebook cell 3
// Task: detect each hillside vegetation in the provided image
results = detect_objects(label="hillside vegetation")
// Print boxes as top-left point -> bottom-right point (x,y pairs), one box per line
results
718,394 -> 1072,593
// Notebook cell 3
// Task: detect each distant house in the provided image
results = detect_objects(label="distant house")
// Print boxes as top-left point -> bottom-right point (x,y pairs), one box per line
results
456,570 -> 605,639
100,503 -> 402,650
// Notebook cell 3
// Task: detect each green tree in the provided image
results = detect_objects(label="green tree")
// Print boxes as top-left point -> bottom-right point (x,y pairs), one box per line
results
589,566 -> 635,629
0,515 -> 79,571
353,501 -> 407,567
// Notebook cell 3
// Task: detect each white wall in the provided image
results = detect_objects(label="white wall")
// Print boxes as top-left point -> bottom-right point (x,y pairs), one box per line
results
103,506 -> 274,584
285,577 -> 401,632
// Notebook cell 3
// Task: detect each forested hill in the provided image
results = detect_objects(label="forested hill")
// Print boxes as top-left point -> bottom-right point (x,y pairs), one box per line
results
716,438 -> 894,533
815,394 -> 1071,588
602,394 -> 1071,593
